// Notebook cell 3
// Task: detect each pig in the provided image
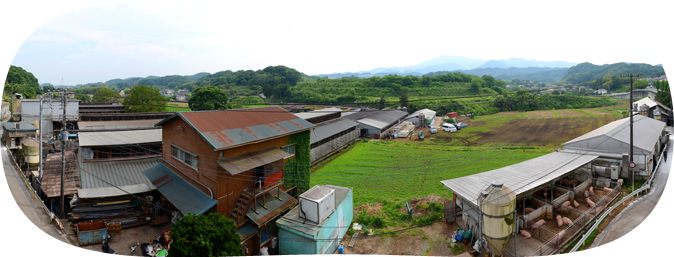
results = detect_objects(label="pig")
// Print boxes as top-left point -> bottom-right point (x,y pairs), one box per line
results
592,206 -> 605,215
589,186 -> 595,195
573,200 -> 580,208
562,217 -> 573,226
530,219 -> 546,229
554,230 -> 567,245
558,201 -> 571,213
556,215 -> 564,227
603,187 -> 613,193
584,190 -> 590,198
520,230 -> 532,239
525,207 -> 535,214
586,197 -> 595,208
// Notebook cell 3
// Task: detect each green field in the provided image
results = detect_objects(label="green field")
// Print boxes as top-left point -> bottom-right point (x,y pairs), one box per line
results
311,141 -> 547,207
167,106 -> 191,112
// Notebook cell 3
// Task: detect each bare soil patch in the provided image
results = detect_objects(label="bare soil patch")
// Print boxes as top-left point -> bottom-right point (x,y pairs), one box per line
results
354,202 -> 383,216
582,109 -> 610,115
526,111 -> 556,118
473,115 -> 618,146
484,112 -> 523,117
556,110 -> 585,117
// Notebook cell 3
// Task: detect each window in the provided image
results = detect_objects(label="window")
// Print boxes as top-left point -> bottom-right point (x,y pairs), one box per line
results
281,144 -> 295,156
171,144 -> 198,170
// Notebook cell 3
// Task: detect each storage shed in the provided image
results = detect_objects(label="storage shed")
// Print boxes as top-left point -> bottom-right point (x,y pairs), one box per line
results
405,109 -> 436,127
344,109 -> 408,138
276,185 -> 353,255
561,115 -> 666,176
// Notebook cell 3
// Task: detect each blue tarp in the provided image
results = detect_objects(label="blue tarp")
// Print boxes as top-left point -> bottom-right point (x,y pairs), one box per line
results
142,163 -> 217,215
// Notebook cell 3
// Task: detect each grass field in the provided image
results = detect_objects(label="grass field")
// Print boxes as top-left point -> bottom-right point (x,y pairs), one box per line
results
166,102 -> 191,112
311,141 -> 547,207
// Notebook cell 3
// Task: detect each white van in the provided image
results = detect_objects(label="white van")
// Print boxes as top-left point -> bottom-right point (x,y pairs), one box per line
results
442,123 -> 457,132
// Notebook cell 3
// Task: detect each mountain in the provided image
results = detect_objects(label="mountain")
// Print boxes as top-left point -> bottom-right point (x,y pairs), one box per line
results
562,62 -> 664,84
477,60 -> 509,69
0,60 -> 42,98
317,55 -> 576,78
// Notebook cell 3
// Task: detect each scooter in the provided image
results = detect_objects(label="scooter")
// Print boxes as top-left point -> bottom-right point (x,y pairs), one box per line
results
102,233 -> 116,254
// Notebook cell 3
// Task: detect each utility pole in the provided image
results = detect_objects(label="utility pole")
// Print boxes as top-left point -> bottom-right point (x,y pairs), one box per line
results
60,89 -> 67,219
38,95 -> 43,182
622,74 -> 640,192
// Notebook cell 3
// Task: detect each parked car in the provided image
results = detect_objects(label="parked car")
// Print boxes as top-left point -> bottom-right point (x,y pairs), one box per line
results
456,123 -> 468,128
442,123 -> 457,132
448,122 -> 461,130
429,126 -> 438,134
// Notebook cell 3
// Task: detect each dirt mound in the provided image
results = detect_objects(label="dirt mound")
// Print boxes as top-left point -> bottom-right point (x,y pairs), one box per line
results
355,202 -> 383,216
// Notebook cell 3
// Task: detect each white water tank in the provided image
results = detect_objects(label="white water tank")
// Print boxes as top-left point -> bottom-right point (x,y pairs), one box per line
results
298,186 -> 336,224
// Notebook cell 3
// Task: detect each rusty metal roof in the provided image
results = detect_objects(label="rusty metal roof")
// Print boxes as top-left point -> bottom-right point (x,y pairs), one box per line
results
216,147 -> 293,175
41,150 -> 81,198
246,189 -> 297,228
156,107 -> 314,150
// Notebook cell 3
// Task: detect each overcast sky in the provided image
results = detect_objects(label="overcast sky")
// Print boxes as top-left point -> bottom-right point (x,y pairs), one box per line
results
2,0 -> 673,85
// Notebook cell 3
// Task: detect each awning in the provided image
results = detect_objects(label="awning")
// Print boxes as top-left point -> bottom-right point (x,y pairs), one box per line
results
217,147 -> 293,175
142,163 -> 217,215
78,184 -> 155,199
237,225 -> 258,243
246,189 -> 297,228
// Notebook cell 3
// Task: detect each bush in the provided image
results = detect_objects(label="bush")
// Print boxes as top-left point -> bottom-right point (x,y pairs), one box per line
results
356,212 -> 385,228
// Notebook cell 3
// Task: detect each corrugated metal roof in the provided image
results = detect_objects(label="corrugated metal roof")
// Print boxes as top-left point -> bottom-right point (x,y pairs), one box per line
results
294,108 -> 342,120
309,118 -> 359,144
341,109 -> 381,121
634,97 -> 658,108
78,129 -> 162,146
2,121 -> 38,131
237,225 -> 258,241
157,107 -> 314,150
356,109 -> 408,130
78,120 -> 162,130
41,151 -> 80,198
216,147 -> 293,175
276,185 -> 351,237
78,184 -> 155,198
562,115 -> 666,154
441,152 -> 598,207
79,158 -> 159,190
246,189 -> 297,228
408,109 -> 436,119
142,163 -> 217,215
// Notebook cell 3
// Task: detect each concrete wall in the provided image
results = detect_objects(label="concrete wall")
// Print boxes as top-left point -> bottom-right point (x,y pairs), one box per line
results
278,189 -> 353,255
310,129 -> 358,163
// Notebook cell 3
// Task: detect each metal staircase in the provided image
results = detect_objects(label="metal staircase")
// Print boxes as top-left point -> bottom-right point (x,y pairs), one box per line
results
229,181 -> 257,227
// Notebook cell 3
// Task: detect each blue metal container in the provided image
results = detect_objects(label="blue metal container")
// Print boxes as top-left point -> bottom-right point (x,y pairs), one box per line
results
76,221 -> 108,246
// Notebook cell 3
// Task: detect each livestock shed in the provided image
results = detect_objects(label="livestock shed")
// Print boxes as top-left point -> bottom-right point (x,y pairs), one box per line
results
78,129 -> 163,161
343,109 -> 408,138
20,98 -> 80,136
295,107 -> 342,124
276,185 -> 353,255
307,118 -> 359,164
77,119 -> 163,130
405,108 -> 437,127
561,115 -> 667,177
441,152 -> 606,256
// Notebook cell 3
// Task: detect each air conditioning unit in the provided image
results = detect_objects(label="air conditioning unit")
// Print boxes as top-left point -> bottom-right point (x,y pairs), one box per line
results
610,166 -> 620,180
298,186 -> 335,224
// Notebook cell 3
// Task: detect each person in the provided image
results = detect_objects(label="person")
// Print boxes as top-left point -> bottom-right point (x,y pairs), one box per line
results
664,147 -> 668,162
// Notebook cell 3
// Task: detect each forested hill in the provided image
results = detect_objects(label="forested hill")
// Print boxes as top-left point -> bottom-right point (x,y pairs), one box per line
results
562,62 -> 664,84
103,72 -> 211,89
3,65 -> 41,99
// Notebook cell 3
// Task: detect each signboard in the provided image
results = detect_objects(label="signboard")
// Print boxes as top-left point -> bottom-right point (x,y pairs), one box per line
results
629,162 -> 636,169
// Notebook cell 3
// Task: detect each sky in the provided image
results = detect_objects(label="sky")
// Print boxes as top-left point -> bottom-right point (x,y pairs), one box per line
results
3,0 -> 673,85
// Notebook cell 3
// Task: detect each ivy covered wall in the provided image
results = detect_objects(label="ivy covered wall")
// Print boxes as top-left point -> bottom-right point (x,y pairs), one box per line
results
283,130 -> 311,192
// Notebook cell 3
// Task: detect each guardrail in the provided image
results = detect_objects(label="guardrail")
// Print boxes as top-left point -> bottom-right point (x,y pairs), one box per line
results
4,145 -> 53,220
569,149 -> 664,252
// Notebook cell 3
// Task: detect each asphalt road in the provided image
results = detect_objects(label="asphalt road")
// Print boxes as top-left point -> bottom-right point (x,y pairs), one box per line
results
0,142 -> 81,257
585,141 -> 674,257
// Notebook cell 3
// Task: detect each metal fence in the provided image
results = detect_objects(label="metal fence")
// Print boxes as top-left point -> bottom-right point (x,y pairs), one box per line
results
569,149 -> 664,252
500,182 -> 622,257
